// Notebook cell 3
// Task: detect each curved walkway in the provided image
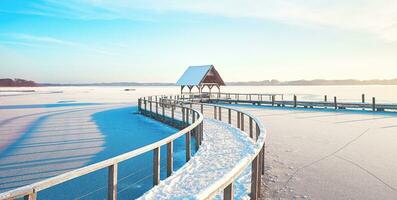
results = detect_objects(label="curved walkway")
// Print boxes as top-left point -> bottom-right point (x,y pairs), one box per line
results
138,118 -> 256,199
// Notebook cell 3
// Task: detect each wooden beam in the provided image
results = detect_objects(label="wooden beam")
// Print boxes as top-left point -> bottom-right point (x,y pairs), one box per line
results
186,131 -> 191,162
108,164 -> 118,200
167,142 -> 173,177
224,182 -> 234,200
153,148 -> 160,186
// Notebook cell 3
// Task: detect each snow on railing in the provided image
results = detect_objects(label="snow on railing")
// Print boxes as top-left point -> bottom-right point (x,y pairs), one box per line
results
0,96 -> 203,200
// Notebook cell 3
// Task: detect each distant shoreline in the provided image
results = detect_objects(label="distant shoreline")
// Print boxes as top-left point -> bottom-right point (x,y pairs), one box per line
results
2,78 -> 397,87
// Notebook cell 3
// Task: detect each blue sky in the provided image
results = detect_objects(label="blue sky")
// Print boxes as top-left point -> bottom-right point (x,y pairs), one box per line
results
1,0 -> 397,83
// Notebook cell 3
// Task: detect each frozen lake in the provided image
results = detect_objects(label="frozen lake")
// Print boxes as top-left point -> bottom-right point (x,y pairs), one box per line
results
1,85 -> 397,199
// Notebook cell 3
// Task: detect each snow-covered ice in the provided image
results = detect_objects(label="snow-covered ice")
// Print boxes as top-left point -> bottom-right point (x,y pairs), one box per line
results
229,105 -> 397,200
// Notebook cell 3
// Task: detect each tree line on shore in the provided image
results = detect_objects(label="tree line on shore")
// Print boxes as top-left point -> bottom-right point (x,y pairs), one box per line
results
0,78 -> 37,87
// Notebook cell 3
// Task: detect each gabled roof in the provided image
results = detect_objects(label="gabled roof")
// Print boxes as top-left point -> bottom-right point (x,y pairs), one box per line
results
176,65 -> 225,86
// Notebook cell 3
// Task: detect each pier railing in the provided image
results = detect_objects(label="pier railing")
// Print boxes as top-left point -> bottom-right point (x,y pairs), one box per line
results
0,97 -> 203,200
182,92 -> 397,112
151,95 -> 266,200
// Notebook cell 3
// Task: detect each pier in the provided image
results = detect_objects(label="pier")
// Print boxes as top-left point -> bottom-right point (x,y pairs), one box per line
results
182,92 -> 397,112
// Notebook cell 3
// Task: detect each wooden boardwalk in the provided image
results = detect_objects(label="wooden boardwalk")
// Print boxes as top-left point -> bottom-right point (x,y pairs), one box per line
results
187,93 -> 397,112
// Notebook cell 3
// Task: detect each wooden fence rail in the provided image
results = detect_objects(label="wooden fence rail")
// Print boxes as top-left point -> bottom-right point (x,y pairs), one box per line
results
186,92 -> 397,112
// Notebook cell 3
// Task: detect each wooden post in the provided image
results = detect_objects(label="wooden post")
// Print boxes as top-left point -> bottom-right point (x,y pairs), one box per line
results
237,112 -> 241,129
262,145 -> 265,175
162,106 -> 165,120
186,131 -> 191,162
241,113 -> 244,131
156,102 -> 158,114
167,142 -> 173,177
138,98 -> 142,111
271,95 -> 275,106
362,94 -> 365,103
372,97 -> 376,111
251,156 -> 259,200
334,97 -> 337,109
249,117 -> 253,139
24,193 -> 37,200
256,123 -> 260,139
186,108 -> 190,124
257,149 -> 263,198
171,107 -> 175,121
324,95 -> 327,102
214,106 -> 217,119
182,107 -> 185,124
108,164 -> 118,200
218,107 -> 222,121
150,101 -> 152,113
224,182 -> 234,200
293,95 -> 297,107
200,104 -> 204,114
153,148 -> 160,186
228,109 -> 231,124
144,99 -> 147,111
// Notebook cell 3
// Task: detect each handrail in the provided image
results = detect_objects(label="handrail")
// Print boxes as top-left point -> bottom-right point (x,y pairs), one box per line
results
0,97 -> 204,200
153,95 -> 267,200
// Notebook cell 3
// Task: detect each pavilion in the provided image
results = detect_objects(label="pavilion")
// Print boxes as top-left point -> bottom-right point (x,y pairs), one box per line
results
176,65 -> 225,94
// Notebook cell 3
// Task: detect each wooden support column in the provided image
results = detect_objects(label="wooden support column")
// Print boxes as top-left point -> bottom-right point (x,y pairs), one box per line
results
240,113 -> 244,131
186,131 -> 191,162
249,117 -> 253,139
334,97 -> 337,109
153,148 -> 160,186
218,107 -> 222,121
24,192 -> 37,200
237,111 -> 241,128
251,156 -> 259,200
362,94 -> 365,103
156,102 -> 158,114
262,145 -> 265,175
167,142 -> 173,177
108,163 -> 118,200
214,106 -> 217,119
324,95 -> 327,102
271,95 -> 275,106
228,109 -> 232,124
293,95 -> 297,107
200,104 -> 204,114
257,149 -> 263,199
224,182 -> 234,200
182,107 -> 185,124
372,97 -> 376,111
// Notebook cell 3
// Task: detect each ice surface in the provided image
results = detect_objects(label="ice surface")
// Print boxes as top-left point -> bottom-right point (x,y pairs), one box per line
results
229,105 -> 397,200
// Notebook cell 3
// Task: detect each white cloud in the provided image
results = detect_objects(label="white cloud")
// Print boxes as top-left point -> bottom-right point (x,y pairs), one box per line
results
30,0 -> 397,42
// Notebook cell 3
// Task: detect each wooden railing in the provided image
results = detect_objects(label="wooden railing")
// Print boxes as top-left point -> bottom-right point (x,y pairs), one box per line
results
152,95 -> 267,200
1,94 -> 268,200
189,92 -> 397,112
0,96 -> 204,200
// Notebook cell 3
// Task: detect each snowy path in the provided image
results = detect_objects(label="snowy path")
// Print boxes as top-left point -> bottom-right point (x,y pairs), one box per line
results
138,118 -> 256,200
230,105 -> 397,200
